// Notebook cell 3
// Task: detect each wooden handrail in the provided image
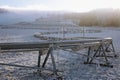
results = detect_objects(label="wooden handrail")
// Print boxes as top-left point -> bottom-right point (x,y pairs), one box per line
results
0,39 -> 102,50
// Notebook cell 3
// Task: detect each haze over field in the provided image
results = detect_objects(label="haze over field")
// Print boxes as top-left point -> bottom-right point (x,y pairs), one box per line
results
64,8 -> 120,27
1,0 -> 120,27
0,0 -> 120,80
1,8 -> 120,27
0,8 -> 65,25
1,0 -> 120,12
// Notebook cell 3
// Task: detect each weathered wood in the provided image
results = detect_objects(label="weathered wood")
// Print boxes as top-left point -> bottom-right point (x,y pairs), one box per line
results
0,63 -> 53,71
0,42 -> 49,50
42,47 -> 52,68
89,45 -> 102,63
0,38 -> 115,74
38,50 -> 42,67
50,47 -> 57,75
0,48 -> 44,53
102,37 -> 117,57
87,47 -> 91,63
0,39 -> 102,51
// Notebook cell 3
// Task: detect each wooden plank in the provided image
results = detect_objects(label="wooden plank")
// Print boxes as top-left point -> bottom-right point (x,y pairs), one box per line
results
0,42 -> 49,50
0,39 -> 102,50
0,63 -> 53,71
0,48 -> 45,53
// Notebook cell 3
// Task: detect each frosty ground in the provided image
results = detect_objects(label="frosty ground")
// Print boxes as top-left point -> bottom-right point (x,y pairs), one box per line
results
0,22 -> 120,80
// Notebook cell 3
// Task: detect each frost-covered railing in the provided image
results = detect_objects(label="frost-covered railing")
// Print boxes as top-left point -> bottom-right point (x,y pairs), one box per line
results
0,39 -> 102,51
0,38 -> 117,75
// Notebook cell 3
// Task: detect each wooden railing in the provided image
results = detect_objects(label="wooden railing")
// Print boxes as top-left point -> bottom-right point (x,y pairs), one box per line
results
0,38 -> 117,75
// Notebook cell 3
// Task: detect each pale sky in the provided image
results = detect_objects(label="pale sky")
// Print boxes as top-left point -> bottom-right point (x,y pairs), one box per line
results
0,0 -> 120,12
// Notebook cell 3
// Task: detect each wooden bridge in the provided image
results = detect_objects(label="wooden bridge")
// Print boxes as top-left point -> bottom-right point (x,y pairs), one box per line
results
0,38 -> 117,75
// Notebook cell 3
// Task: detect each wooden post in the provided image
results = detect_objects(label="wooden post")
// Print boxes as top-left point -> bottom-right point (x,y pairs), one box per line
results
50,47 -> 57,75
0,47 -> 1,53
42,47 -> 51,68
42,45 -> 57,75
86,47 -> 91,63
111,41 -> 117,57
101,44 -> 109,64
89,45 -> 101,63
38,50 -> 42,67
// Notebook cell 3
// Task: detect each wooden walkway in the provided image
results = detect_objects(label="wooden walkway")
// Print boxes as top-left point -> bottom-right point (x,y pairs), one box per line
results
0,38 -> 117,76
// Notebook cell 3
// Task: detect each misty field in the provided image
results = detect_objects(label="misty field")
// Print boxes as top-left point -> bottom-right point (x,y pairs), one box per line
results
0,21 -> 120,80
0,9 -> 120,79
64,9 -> 120,27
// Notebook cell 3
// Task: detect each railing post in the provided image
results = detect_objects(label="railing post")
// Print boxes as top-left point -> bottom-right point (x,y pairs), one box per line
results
50,46 -> 57,75
89,44 -> 101,63
0,47 -> 1,53
86,46 -> 91,63
111,41 -> 117,57
42,48 -> 51,68
38,50 -> 42,67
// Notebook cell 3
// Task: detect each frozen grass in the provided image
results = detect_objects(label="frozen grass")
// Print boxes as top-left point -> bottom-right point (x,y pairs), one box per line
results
64,9 -> 120,27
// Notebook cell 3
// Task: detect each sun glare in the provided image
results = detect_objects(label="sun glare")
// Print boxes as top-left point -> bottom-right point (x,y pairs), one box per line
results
1,0 -> 120,12
0,4 -> 50,11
